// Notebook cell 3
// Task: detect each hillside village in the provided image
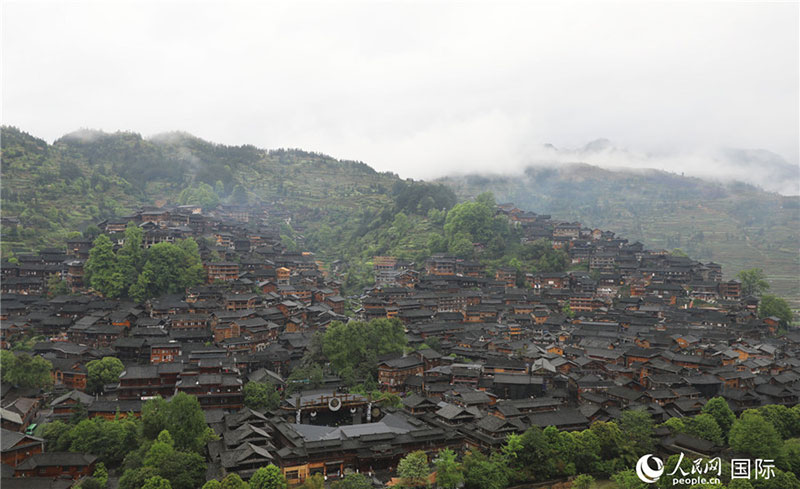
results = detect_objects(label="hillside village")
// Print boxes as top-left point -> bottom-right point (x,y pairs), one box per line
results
2,199 -> 799,488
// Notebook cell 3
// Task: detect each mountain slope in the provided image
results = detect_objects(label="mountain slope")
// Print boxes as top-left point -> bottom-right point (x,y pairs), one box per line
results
3,126 -> 797,304
439,164 -> 800,305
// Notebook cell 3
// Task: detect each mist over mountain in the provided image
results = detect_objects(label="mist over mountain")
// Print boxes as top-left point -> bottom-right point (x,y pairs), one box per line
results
439,160 -> 800,305
440,139 -> 800,196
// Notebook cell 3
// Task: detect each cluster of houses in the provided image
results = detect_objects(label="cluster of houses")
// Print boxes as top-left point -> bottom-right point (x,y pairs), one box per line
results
1,201 -> 798,487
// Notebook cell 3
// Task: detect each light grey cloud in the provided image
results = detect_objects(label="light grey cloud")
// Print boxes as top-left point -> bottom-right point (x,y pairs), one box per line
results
2,1 -> 798,193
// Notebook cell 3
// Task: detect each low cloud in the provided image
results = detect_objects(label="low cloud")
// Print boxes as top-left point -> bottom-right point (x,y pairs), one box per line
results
3,1 -> 797,194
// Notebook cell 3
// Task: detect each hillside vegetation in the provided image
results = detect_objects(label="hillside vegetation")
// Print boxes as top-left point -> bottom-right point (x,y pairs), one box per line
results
2,126 -> 797,304
440,165 -> 800,305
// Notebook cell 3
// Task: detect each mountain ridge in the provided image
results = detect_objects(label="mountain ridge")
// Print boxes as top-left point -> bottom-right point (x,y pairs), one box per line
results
2,125 -> 798,305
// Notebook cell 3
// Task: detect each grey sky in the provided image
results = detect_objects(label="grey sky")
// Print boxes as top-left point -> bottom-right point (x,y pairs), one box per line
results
3,1 -> 798,190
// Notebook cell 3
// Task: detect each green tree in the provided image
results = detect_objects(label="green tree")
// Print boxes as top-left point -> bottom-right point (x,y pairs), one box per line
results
144,430 -> 175,466
46,273 -> 70,297
572,474 -> 595,489
759,294 -> 793,325
119,467 -> 159,489
220,474 -> 250,489
397,450 -> 431,488
114,223 -> 144,294
610,469 -> 647,489
85,234 -> 122,297
142,476 -> 172,489
322,318 -> 406,382
129,239 -> 205,302
79,478 -> 104,489
433,448 -> 463,489
620,408 -> 655,457
66,416 -> 140,466
249,465 -> 287,489
243,382 -> 281,412
0,351 -> 53,389
444,194 -> 495,244
84,225 -> 101,239
141,393 -> 214,453
93,463 -> 109,488
758,404 -> 800,439
42,421 -> 72,451
589,421 -> 626,461
298,473 -> 324,489
157,450 -> 206,489
178,183 -> 220,210
702,397 -> 736,440
331,473 -> 372,489
779,438 -> 800,474
737,268 -> 770,297
202,481 -> 222,489
663,414 -> 723,445
86,356 -> 125,394
462,449 -> 508,489
447,232 -> 474,258
285,363 -> 324,394
729,409 -> 782,459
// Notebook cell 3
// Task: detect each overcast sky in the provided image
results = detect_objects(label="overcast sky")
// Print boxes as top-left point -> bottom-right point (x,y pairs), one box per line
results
3,1 -> 798,187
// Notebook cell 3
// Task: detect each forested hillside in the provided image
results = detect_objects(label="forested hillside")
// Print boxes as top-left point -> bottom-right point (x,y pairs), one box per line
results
3,126 -> 797,303
440,165 -> 800,305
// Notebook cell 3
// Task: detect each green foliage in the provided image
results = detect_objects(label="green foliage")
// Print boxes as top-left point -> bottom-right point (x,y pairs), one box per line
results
155,451 -> 206,489
433,448 -> 463,489
444,193 -> 496,244
202,481 -> 223,489
298,473 -> 325,489
142,476 -> 173,489
729,409 -> 782,459
46,273 -> 71,297
758,295 -> 793,325
392,180 -> 457,215
129,238 -> 205,302
661,413 -> 724,445
321,318 -> 406,384
242,382 -> 281,412
119,467 -> 159,489
757,404 -> 800,439
62,416 -> 140,466
85,230 -> 204,301
462,449 -> 508,489
220,474 -> 250,489
331,473 -> 372,489
396,450 -> 430,488
572,474 -> 595,489
0,351 -> 53,389
85,234 -> 120,297
702,397 -> 737,439
620,408 -> 655,457
178,183 -> 220,210
249,465 -> 287,489
610,469 -> 647,489
114,223 -> 144,294
778,437 -> 800,475
737,268 -> 770,297
86,356 -> 124,394
79,478 -> 104,489
285,363 -> 324,394
141,393 -> 215,453
42,421 -> 72,451
93,463 -> 108,488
